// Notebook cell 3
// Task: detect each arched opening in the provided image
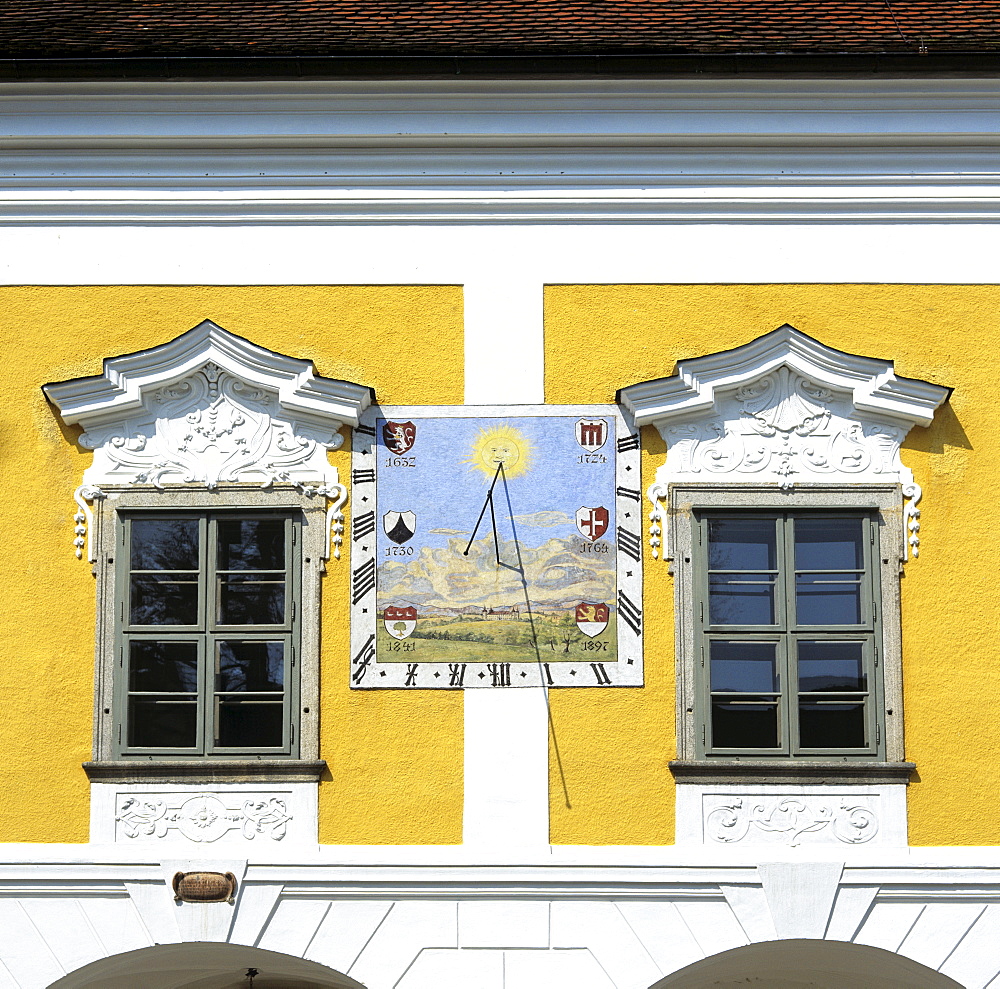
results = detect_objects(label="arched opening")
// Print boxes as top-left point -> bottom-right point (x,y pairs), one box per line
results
651,939 -> 964,989
47,943 -> 365,989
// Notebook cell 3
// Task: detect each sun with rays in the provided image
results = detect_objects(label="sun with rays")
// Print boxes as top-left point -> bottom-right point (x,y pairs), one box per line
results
465,423 -> 533,480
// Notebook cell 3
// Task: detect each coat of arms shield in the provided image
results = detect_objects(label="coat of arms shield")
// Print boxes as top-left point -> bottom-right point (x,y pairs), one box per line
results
383,510 -> 416,544
575,418 -> 608,452
382,420 -> 417,454
384,605 -> 417,640
575,506 -> 609,542
576,602 -> 610,638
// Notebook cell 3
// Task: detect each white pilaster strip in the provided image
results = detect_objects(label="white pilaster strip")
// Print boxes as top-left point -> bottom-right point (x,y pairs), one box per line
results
463,278 -> 544,406
462,278 -> 549,849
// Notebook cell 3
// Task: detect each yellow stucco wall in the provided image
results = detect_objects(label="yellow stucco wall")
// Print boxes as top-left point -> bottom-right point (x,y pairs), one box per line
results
1,285 -> 464,844
545,284 -> 994,847
6,282 -> 996,846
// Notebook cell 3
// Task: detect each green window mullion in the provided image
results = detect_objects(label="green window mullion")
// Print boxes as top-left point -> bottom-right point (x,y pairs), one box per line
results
207,516 -> 220,635
121,634 -> 204,754
699,510 -> 883,760
117,510 -> 300,759
209,515 -> 292,633
790,514 -> 873,632
778,515 -> 794,633
791,632 -> 876,755
207,631 -> 291,754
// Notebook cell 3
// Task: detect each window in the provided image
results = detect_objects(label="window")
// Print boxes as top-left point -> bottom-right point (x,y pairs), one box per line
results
115,511 -> 300,758
668,484 -> 906,775
696,511 -> 881,759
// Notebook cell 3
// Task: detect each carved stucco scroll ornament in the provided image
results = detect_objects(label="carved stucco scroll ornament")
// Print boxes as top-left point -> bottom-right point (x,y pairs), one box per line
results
705,795 -> 879,845
618,326 -> 950,561
43,321 -> 372,561
117,792 -> 292,843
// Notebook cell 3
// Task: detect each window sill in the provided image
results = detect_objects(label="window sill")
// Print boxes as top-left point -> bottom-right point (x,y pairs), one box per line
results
83,759 -> 328,784
669,760 -> 915,786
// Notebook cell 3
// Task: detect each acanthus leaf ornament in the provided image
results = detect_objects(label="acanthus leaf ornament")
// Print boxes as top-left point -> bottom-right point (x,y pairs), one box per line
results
704,795 -> 879,846
43,321 -> 372,561
619,326 -> 950,563
116,791 -> 292,843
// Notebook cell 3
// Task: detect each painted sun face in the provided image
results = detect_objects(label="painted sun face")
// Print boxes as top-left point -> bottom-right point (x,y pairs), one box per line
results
467,424 -> 532,479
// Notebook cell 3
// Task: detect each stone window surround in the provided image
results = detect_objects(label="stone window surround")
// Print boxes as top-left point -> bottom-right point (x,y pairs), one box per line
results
84,484 -> 329,784
667,482 -> 912,786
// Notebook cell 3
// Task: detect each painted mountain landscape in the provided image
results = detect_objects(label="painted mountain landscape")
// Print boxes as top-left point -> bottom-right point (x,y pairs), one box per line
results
376,532 -> 618,664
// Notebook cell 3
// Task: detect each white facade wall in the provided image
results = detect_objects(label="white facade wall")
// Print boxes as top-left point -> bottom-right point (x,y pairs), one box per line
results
3,76 -> 999,988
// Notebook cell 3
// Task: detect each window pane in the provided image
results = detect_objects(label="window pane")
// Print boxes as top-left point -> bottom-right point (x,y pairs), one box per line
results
128,698 -> 197,748
795,573 -> 862,625
798,640 -> 866,692
217,641 -> 284,692
712,700 -> 779,749
709,574 -> 775,625
799,699 -> 866,748
710,641 -> 778,692
218,576 -> 286,624
130,573 -> 199,625
217,519 -> 285,571
216,699 -> 284,747
131,518 -> 199,571
708,519 -> 776,571
794,518 -> 863,571
128,640 -> 198,692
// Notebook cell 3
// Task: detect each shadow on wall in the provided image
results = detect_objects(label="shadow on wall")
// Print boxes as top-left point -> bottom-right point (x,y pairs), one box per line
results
652,939 -> 963,989
47,943 -> 364,989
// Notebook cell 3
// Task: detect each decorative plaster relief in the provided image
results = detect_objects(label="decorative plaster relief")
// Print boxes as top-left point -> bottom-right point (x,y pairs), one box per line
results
674,781 -> 907,846
79,361 -> 346,492
116,791 -> 292,843
704,794 -> 879,845
663,367 -> 908,490
618,326 -> 950,561
43,321 -> 371,561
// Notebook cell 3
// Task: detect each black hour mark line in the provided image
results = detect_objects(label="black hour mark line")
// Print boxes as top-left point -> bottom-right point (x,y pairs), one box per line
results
351,633 -> 375,683
616,433 -> 640,453
353,511 -> 375,541
351,558 -> 376,603
618,590 -> 642,635
489,662 -> 511,686
617,526 -> 642,562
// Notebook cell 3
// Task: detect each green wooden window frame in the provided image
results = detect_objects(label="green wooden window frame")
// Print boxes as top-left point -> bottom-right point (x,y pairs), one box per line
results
114,511 -> 301,759
695,511 -> 883,759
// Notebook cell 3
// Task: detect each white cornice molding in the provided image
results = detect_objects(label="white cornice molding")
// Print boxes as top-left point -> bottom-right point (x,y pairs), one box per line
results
619,326 -> 950,560
9,189 -> 1000,225
44,319 -> 372,433
44,321 -> 371,560
5,78 -> 1000,222
619,325 -> 949,430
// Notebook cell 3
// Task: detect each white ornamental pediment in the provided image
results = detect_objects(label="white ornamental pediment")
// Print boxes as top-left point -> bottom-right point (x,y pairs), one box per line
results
44,320 -> 373,559
618,326 -> 951,560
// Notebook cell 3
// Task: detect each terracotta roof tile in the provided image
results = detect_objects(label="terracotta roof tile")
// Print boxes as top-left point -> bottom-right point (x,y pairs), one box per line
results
1,1 -> 999,59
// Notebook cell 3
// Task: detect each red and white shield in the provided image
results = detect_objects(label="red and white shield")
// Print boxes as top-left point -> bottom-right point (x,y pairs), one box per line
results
384,605 -> 417,640
576,506 -> 609,542
576,418 -> 608,452
576,602 -> 609,638
382,420 -> 417,454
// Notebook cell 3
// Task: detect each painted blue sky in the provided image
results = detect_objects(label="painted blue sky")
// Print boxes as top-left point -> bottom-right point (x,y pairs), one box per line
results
375,415 -> 617,554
